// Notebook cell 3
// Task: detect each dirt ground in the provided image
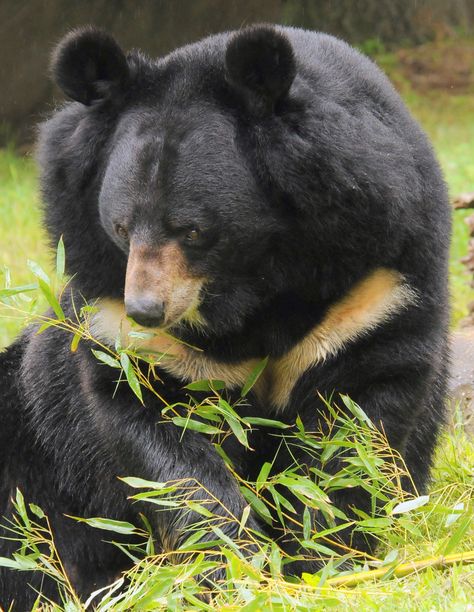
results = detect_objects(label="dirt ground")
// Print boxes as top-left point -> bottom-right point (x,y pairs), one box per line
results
395,39 -> 474,93
450,329 -> 474,436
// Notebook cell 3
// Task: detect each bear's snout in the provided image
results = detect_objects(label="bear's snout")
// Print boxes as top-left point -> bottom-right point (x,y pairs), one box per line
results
124,241 -> 205,328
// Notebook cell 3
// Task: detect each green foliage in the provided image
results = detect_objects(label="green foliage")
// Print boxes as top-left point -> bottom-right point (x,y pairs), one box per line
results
1,270 -> 473,607
357,38 -> 386,57
1,388 -> 473,609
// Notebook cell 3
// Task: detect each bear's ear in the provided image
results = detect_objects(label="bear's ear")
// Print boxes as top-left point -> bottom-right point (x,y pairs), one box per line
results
225,25 -> 296,117
51,27 -> 130,105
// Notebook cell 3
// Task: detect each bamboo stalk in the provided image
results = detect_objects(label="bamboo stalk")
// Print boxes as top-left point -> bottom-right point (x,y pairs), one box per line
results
326,551 -> 474,587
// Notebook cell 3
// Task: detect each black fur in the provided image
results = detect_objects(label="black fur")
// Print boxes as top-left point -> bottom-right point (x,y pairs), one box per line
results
225,25 -> 296,116
51,26 -> 130,105
0,25 -> 450,607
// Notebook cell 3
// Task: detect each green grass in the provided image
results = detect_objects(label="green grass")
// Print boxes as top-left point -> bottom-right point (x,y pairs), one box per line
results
0,148 -> 49,347
401,92 -> 474,325
0,54 -> 473,610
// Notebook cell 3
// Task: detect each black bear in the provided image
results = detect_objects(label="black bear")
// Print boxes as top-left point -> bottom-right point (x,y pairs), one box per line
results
0,24 -> 450,607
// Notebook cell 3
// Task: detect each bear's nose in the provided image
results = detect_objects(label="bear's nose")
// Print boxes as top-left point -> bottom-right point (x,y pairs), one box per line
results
125,297 -> 166,328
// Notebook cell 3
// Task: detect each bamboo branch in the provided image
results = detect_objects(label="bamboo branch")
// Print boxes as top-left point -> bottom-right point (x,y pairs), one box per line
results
326,551 -> 474,587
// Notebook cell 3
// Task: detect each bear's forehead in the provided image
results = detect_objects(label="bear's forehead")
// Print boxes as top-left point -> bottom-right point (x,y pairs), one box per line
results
106,109 -> 248,187
99,110 -> 262,223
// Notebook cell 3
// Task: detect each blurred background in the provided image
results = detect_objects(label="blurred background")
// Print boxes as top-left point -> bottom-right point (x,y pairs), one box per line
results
1,0 -> 473,145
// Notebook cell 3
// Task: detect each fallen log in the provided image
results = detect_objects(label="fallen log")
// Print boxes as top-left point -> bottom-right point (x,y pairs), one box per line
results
453,192 -> 474,326
453,191 -> 474,209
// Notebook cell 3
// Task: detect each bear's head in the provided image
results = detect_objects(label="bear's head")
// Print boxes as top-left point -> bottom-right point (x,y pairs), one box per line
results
40,25 -> 320,339
39,25 -> 422,347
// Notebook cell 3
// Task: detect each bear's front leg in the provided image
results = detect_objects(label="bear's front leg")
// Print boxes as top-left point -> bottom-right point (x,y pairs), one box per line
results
88,380 -> 262,569
18,326 -> 263,594
270,348 -> 445,574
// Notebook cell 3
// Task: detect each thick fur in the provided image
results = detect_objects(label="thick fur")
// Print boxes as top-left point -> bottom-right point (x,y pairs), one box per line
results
0,25 -> 450,607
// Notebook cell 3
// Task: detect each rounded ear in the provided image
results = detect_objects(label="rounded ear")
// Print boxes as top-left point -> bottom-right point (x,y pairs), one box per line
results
225,25 -> 296,117
51,27 -> 130,105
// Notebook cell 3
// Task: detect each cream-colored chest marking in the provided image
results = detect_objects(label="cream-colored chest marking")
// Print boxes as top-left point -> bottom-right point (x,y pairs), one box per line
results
269,268 -> 416,408
89,300 -> 260,390
89,268 -> 416,411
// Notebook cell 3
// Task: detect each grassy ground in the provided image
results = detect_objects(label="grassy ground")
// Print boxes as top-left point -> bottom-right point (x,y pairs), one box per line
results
415,91 -> 474,325
0,46 -> 473,610
378,44 -> 474,325
0,148 -> 49,347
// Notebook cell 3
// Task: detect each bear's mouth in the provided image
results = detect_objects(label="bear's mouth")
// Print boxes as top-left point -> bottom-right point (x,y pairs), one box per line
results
89,297 -> 204,356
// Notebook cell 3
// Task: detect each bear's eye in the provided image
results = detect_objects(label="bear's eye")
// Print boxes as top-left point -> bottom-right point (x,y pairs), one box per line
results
115,223 -> 129,241
185,228 -> 200,243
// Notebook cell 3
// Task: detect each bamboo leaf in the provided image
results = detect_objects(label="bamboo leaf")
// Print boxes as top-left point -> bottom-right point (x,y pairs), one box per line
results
256,461 -> 272,491
356,517 -> 392,530
15,489 -> 30,529
37,278 -> 65,320
227,415 -> 250,448
211,526 -> 243,555
120,477 -> 174,490
186,501 -> 214,518
120,352 -> 143,402
240,486 -> 273,525
213,443 -> 235,468
0,556 -> 23,570
270,542 -> 282,576
12,554 -> 37,570
238,505 -> 251,536
67,516 -> 138,535
185,379 -> 226,392
179,529 -> 209,550
442,514 -> 472,555
172,416 -> 221,435
91,349 -> 121,369
0,283 -> 37,298
241,357 -> 268,397
130,488 -> 177,500
243,416 -> 291,429
340,394 -> 373,426
130,495 -> 180,508
27,259 -> 50,284
392,495 -> 430,515
36,321 -> 55,334
70,332 -> 81,352
29,504 -> 45,520
445,502 -> 464,528
303,506 -> 312,540
56,236 -> 65,280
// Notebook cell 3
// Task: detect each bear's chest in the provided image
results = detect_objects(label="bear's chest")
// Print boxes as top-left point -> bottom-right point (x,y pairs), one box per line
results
90,268 -> 415,411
